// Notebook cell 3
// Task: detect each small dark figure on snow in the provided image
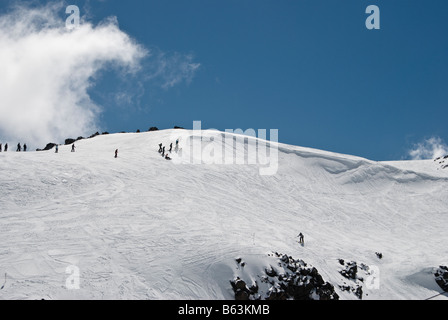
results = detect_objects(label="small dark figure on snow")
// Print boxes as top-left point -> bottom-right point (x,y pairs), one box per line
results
298,233 -> 304,245
23,144 -> 27,152
115,149 -> 118,158
17,143 -> 21,152
158,143 -> 163,153
4,143 -> 8,152
0,143 -> 2,152
165,154 -> 171,161
55,145 -> 59,153
71,144 -> 76,152
169,143 -> 173,153
162,146 -> 165,157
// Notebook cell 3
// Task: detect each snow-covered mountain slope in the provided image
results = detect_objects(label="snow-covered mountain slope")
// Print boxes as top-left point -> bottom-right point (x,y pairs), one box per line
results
0,129 -> 447,300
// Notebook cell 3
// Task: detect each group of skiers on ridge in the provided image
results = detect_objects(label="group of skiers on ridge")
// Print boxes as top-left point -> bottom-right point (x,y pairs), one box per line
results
158,139 -> 179,161
1,138 -> 181,161
0,142 -> 74,153
52,143 -> 73,153
0,143 -> 27,152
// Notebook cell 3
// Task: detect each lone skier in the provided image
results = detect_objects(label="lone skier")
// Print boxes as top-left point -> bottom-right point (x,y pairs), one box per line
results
298,233 -> 304,245
115,149 -> 118,158
55,145 -> 59,153
71,144 -> 76,152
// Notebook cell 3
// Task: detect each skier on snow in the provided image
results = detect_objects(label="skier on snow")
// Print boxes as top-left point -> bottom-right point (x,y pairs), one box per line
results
298,233 -> 304,245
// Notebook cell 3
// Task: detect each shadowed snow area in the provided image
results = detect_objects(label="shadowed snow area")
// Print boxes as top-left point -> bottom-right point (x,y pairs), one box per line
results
0,129 -> 447,300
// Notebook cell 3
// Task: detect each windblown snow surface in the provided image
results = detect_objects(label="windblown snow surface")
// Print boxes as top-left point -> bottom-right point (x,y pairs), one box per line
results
0,129 -> 447,300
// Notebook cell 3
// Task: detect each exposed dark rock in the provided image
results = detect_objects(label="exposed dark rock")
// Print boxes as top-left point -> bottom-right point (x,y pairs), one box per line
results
340,261 -> 358,280
235,289 -> 249,300
65,138 -> 76,145
354,286 -> 363,299
337,259 -> 374,299
339,285 -> 351,292
44,143 -> 56,150
435,266 -> 448,292
89,132 -> 100,139
248,282 -> 259,295
231,253 -> 339,300
339,283 -> 363,299
36,143 -> 57,152
148,127 -> 159,132
230,277 -> 251,301
235,279 -> 247,290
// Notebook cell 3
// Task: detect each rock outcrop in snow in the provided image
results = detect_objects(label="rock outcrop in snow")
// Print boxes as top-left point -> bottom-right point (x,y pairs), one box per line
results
230,252 -> 339,300
434,266 -> 448,292
337,259 -> 371,299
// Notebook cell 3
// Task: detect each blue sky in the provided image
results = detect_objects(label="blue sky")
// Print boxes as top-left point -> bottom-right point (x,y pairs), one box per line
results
1,0 -> 447,160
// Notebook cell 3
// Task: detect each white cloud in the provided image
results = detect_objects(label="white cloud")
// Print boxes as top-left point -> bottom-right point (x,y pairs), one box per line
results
0,2 -> 148,148
145,50 -> 201,90
408,136 -> 448,160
